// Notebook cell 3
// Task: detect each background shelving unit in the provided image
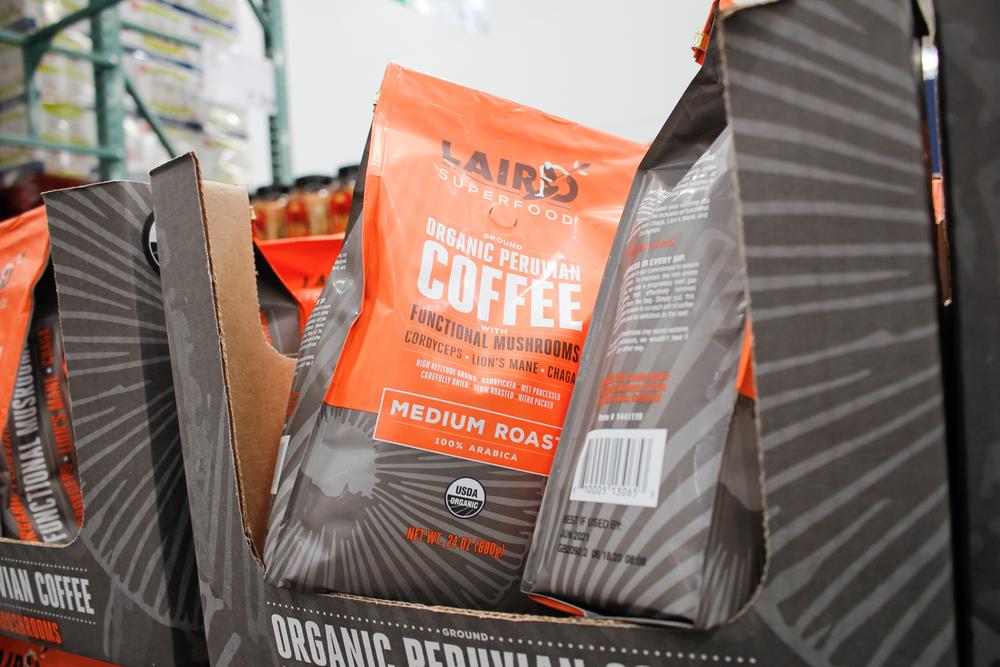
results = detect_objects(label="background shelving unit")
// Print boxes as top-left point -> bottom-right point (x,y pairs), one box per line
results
0,0 -> 290,184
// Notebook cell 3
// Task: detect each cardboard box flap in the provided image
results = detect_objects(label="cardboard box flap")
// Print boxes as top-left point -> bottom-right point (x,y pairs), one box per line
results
151,153 -> 294,559
0,180 -> 211,663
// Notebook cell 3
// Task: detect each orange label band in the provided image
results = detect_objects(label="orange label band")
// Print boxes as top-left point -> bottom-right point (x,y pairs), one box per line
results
374,389 -> 560,476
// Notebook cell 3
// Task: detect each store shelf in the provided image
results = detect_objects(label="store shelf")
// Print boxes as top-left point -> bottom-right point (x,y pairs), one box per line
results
0,0 -> 290,183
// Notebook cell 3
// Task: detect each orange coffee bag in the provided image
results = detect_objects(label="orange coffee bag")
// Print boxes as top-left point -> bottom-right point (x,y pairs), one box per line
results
264,64 -> 645,610
0,207 -> 82,543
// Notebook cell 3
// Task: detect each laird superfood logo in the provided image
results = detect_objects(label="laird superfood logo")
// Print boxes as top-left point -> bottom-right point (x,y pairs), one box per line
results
442,140 -> 589,204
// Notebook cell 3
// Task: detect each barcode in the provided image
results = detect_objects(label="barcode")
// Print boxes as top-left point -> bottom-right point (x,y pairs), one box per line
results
569,429 -> 667,508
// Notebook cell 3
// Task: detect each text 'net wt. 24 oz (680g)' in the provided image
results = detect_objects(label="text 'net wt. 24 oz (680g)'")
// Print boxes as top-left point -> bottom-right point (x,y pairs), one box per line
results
263,64 -> 647,611
521,45 -> 764,629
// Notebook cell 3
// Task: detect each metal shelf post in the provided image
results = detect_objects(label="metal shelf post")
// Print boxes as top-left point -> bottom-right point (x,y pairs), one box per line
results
260,0 -> 292,186
90,2 -> 127,180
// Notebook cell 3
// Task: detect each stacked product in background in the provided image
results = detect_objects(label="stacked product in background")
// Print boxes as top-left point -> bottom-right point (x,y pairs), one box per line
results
522,41 -> 764,628
263,63 -> 646,611
0,0 -> 251,185
0,207 -> 82,544
0,1 -> 96,181
290,175 -> 335,237
251,165 -> 357,240
0,0 -> 84,28
120,0 -> 250,184
329,165 -> 357,234
250,183 -> 289,239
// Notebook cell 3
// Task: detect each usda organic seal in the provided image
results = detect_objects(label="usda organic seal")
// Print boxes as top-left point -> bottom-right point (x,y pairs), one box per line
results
445,477 -> 485,519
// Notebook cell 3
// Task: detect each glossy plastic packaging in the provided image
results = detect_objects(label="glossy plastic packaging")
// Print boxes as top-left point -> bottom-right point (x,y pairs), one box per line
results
522,46 -> 764,628
0,207 -> 82,544
263,64 -> 645,610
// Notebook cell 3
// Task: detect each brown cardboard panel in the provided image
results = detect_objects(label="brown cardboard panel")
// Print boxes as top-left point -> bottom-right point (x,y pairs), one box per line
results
201,179 -> 296,557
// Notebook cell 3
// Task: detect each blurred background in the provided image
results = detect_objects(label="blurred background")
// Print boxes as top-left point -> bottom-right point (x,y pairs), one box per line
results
256,1 -> 704,185
0,0 -> 707,224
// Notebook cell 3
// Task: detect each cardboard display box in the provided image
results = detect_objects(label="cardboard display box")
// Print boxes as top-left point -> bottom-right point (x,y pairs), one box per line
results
935,0 -> 1000,664
153,0 -> 956,665
0,183 -> 207,665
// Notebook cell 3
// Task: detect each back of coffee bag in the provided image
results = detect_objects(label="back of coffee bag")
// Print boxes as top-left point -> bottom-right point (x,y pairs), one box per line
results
263,64 -> 646,610
521,46 -> 764,627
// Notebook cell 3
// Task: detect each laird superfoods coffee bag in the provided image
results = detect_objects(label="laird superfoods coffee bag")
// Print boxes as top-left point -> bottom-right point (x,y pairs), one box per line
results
263,64 -> 645,610
0,207 -> 82,544
522,44 -> 765,628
